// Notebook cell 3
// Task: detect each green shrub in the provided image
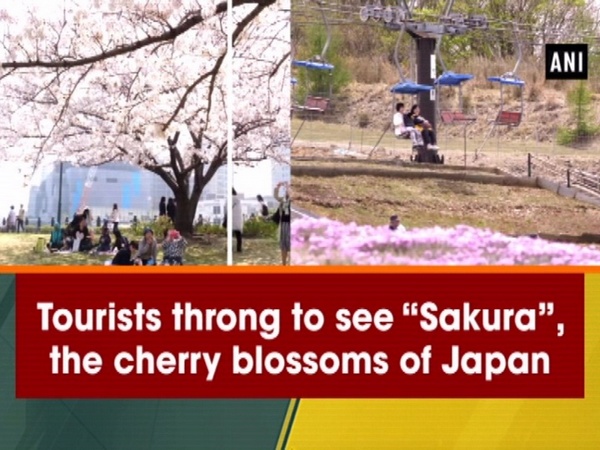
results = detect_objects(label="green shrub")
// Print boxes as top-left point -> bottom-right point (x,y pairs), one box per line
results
243,219 -> 278,239
294,23 -> 351,103
195,223 -> 226,236
194,219 -> 277,238
558,81 -> 600,146
130,215 -> 173,238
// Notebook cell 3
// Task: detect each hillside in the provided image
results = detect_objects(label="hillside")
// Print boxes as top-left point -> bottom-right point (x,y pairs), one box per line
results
311,81 -> 590,145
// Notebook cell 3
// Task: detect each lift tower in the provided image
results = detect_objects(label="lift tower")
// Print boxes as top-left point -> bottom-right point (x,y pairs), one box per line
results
360,0 -> 488,132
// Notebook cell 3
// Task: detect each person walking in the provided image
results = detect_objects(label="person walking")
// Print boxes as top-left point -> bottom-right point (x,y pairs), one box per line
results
6,206 -> 16,232
17,204 -> 25,233
225,188 -> 244,253
273,182 -> 292,265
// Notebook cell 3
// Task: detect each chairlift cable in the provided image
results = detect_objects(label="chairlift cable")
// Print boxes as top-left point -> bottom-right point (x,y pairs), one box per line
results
393,25 -> 407,83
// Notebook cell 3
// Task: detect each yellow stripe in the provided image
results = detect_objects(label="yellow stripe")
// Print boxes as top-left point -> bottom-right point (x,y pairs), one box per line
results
286,276 -> 600,449
275,398 -> 299,450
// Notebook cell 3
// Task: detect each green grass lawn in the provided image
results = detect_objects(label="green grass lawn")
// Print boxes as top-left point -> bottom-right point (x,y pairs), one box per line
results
233,237 -> 281,266
0,233 -> 280,266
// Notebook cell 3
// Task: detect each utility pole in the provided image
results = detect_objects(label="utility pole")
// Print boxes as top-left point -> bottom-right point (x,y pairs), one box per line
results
57,161 -> 64,224
415,37 -> 437,130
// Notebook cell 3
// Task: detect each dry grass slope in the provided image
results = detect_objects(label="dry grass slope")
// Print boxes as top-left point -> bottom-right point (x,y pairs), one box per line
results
306,57 -> 600,146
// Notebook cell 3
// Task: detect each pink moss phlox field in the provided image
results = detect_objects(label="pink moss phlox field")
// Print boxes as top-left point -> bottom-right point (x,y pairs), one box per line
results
291,218 -> 600,265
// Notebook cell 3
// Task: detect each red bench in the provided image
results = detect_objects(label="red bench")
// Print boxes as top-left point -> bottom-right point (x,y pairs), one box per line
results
440,110 -> 476,124
495,110 -> 522,126
297,96 -> 329,113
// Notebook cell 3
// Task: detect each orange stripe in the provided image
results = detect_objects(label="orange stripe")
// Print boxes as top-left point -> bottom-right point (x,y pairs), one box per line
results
0,265 -> 596,274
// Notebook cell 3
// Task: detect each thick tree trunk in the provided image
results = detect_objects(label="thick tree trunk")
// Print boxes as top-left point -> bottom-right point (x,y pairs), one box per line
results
145,131 -> 225,237
173,188 -> 197,236
172,181 -> 204,236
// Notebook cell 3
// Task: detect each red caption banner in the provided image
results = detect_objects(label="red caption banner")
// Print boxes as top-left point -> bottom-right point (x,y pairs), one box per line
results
16,273 -> 584,398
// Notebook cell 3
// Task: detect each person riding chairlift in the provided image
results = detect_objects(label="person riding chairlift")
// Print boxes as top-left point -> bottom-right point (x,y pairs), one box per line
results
408,105 -> 439,150
393,102 -> 423,147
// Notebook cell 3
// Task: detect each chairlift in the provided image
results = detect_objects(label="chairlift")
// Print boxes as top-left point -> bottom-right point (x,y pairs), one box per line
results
475,23 -> 525,159
434,33 -> 476,166
370,27 -> 442,164
291,0 -> 333,146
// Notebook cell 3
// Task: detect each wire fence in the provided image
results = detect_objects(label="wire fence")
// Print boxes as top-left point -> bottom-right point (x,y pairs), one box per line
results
527,154 -> 600,197
291,106 -> 600,186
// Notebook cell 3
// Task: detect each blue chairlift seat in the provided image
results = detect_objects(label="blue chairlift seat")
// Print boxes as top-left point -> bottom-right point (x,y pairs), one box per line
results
435,71 -> 474,86
390,80 -> 433,95
488,73 -> 525,86
488,73 -> 525,125
435,72 -> 477,124
292,60 -> 334,71
292,60 -> 335,113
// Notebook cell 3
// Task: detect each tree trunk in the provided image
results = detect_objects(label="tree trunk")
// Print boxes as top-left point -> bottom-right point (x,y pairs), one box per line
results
171,168 -> 211,236
145,132 -> 225,237
173,187 -> 197,236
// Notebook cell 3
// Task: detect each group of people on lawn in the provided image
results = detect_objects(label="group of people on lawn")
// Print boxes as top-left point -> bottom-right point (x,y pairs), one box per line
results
46,204 -> 187,265
108,227 -> 187,266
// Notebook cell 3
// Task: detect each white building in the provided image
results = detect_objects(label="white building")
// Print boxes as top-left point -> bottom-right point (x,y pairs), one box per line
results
24,153 -> 290,225
232,146 -> 291,197
27,162 -> 230,224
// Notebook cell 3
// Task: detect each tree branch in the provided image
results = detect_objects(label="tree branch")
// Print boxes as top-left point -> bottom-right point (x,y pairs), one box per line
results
163,1 -> 272,130
0,0 -> 275,70
270,50 -> 291,78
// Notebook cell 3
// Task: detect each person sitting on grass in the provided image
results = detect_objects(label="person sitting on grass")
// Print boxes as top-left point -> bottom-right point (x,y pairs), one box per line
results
108,239 -> 139,266
46,224 -> 65,252
134,228 -> 158,265
113,228 -> 126,252
65,212 -> 85,250
95,226 -> 112,253
68,216 -> 94,252
162,229 -> 187,265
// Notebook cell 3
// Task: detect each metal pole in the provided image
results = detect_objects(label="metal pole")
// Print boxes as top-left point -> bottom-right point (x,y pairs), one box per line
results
57,161 -> 64,224
416,37 -> 437,132
464,125 -> 467,168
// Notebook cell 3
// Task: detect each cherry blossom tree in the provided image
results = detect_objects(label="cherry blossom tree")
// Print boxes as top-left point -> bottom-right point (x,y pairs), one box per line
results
0,0 -> 291,234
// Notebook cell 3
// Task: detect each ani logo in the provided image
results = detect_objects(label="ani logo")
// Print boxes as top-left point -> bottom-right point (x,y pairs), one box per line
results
545,43 -> 588,80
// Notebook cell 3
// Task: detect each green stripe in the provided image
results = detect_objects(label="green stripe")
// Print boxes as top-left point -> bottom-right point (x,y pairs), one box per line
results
280,399 -> 301,450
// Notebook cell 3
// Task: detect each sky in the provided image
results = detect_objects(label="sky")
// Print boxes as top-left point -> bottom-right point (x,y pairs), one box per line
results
234,160 -> 285,199
0,163 -> 29,217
